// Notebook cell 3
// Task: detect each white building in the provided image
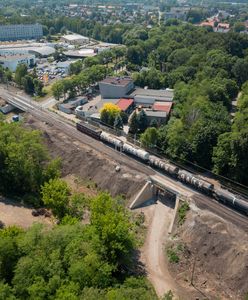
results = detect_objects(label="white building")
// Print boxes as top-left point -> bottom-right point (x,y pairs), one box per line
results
0,43 -> 55,58
0,54 -> 36,71
130,88 -> 174,105
61,34 -> 90,45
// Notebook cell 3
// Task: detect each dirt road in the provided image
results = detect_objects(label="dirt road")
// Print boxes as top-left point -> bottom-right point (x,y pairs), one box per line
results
140,201 -> 181,298
0,197 -> 52,228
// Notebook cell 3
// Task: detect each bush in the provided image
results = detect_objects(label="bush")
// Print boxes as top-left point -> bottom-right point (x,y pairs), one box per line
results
167,248 -> 179,263
0,220 -> 5,229
178,202 -> 190,225
162,290 -> 174,300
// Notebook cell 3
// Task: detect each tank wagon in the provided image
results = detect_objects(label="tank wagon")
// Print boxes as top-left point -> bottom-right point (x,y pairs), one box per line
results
178,170 -> 214,194
76,122 -> 248,216
149,155 -> 179,177
100,132 -> 123,149
123,143 -> 150,161
215,188 -> 248,215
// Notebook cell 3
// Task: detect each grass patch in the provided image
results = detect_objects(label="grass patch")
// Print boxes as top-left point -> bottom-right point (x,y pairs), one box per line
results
178,201 -> 190,225
162,290 -> 174,300
131,212 -> 146,247
167,248 -> 179,263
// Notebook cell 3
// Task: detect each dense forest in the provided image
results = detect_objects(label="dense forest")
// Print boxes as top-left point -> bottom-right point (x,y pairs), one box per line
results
122,24 -> 248,186
0,194 -> 157,299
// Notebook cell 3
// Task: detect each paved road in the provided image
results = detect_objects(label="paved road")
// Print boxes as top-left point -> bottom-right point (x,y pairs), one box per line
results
2,88 -> 248,230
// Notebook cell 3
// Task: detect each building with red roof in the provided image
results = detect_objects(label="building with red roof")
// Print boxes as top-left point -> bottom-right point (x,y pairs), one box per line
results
152,101 -> 173,115
116,98 -> 134,114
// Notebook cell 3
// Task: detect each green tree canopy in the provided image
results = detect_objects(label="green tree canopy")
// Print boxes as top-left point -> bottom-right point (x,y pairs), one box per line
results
41,179 -> 71,219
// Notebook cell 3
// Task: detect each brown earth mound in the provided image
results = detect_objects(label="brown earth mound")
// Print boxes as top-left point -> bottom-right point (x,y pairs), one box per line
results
168,205 -> 248,299
25,115 -> 147,202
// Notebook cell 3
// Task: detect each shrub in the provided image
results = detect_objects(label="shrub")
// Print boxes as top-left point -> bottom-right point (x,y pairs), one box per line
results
178,202 -> 190,225
167,248 -> 179,263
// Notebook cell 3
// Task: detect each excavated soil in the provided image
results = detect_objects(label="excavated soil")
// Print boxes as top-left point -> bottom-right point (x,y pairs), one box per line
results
25,115 -> 147,202
168,203 -> 248,300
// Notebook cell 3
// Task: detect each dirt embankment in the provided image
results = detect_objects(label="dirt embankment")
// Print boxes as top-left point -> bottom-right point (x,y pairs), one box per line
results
168,204 -> 248,300
26,116 -> 147,202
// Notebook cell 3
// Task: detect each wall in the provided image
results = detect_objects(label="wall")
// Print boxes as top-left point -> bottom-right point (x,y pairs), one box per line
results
99,81 -> 134,99
129,181 -> 154,209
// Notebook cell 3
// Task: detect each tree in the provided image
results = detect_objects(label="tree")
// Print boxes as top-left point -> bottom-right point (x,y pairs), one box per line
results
90,193 -> 134,268
0,122 -> 60,197
233,22 -> 246,33
60,26 -> 67,34
140,127 -> 158,148
162,118 -> 192,160
100,103 -> 121,126
114,114 -> 123,130
41,179 -> 70,219
127,45 -> 145,65
187,9 -> 205,24
232,59 -> 248,86
68,193 -> 89,219
21,75 -> 34,95
69,60 -> 83,75
83,57 -> 101,68
33,79 -> 44,96
49,27 -> 55,35
0,236 -> 20,283
14,64 -> 27,86
129,112 -> 138,135
4,69 -> 12,82
137,110 -> 148,133
0,282 -> 16,300
42,25 -> 49,36
213,131 -> 248,185
52,81 -> 64,100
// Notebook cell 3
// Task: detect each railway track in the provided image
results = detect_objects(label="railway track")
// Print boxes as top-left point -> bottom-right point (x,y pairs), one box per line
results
192,194 -> 248,232
2,90 -> 248,229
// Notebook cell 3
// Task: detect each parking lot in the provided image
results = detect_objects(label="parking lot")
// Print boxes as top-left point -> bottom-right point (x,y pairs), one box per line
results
79,94 -> 119,114
34,59 -> 79,84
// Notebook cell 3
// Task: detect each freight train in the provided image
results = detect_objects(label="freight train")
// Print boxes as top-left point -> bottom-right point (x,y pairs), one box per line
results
76,122 -> 248,215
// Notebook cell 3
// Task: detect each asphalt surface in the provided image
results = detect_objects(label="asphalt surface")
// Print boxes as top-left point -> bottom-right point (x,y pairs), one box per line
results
2,89 -> 248,231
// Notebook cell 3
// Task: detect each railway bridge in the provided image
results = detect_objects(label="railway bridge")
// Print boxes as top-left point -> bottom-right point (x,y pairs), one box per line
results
130,175 -> 192,210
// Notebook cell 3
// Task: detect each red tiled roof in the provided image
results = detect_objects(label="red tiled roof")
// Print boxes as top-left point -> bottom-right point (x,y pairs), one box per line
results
152,102 -> 173,114
200,21 -> 215,28
218,23 -> 230,29
116,98 -> 134,111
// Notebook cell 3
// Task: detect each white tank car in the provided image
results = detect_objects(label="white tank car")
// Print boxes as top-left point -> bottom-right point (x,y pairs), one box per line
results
100,132 -> 123,148
123,143 -> 149,161
178,170 -> 214,192
149,155 -> 179,175
215,188 -> 248,215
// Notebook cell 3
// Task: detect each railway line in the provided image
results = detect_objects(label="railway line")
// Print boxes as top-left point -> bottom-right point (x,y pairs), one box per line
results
2,89 -> 248,229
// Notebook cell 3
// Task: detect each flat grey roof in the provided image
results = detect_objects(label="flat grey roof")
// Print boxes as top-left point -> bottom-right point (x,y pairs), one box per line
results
130,88 -> 174,99
0,46 -> 55,56
100,77 -> 133,87
28,46 -> 55,56
0,54 -> 34,61
134,95 -> 173,102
